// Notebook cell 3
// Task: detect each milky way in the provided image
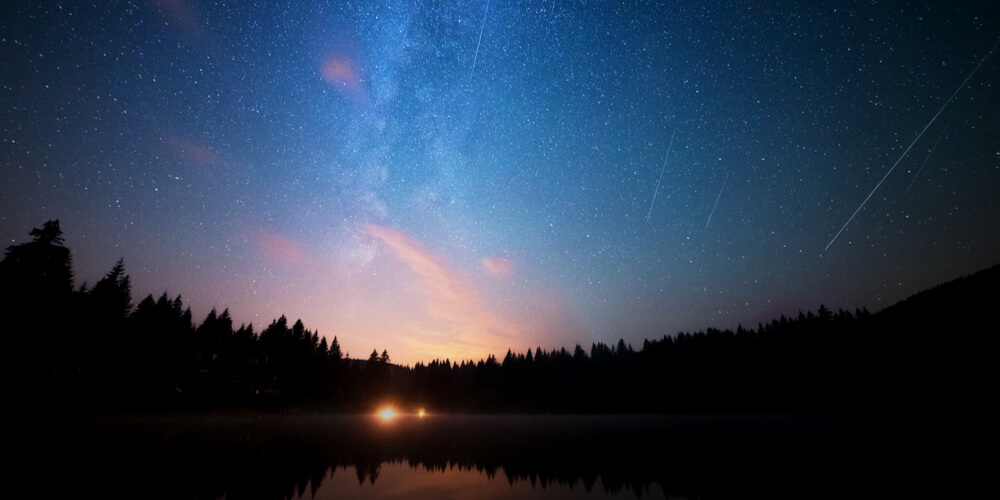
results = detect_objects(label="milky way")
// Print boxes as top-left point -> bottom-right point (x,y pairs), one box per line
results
2,1 -> 998,365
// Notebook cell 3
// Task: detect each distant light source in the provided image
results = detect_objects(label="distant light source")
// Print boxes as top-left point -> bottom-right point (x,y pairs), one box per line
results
378,407 -> 398,420
417,408 -> 426,418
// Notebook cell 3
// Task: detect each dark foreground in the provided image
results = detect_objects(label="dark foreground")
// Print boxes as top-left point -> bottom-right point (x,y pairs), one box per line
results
16,413 -> 988,499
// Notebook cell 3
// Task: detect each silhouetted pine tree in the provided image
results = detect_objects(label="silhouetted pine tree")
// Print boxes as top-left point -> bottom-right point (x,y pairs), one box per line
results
0,220 -> 75,406
0,220 -> 74,303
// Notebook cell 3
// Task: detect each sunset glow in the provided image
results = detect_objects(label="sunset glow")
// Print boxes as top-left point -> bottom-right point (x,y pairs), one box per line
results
3,5 -> 995,499
2,0 -> 997,371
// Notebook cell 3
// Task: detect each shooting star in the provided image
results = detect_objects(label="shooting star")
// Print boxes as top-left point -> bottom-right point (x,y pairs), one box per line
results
646,129 -> 676,222
825,38 -> 1000,252
905,116 -> 953,195
705,176 -> 727,230
470,0 -> 490,77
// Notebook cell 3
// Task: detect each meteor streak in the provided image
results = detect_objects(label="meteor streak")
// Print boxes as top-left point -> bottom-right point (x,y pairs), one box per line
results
905,116 -> 953,195
825,39 -> 1000,252
470,0 -> 490,77
646,129 -> 675,222
705,177 -> 727,231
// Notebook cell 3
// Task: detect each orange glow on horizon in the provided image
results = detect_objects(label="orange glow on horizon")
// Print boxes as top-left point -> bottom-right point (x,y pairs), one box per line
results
363,224 -> 528,364
377,407 -> 398,420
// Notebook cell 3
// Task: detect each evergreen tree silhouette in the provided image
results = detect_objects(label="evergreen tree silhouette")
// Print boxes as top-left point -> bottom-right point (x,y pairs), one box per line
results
89,258 -> 132,320
77,259 -> 135,405
1,220 -> 75,405
1,219 -> 74,305
329,336 -> 343,361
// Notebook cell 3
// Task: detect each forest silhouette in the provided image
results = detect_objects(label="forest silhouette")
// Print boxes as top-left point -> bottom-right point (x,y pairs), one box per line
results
2,220 -> 994,414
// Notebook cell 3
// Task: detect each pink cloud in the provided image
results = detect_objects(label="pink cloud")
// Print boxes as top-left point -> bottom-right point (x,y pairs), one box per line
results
365,224 -> 472,306
321,57 -> 361,87
165,134 -> 226,168
482,257 -> 512,277
320,56 -> 368,104
255,231 -> 307,265
365,224 -> 523,360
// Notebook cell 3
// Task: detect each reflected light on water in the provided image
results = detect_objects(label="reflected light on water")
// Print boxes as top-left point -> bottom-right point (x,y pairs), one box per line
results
377,407 -> 429,420
297,461 -> 664,500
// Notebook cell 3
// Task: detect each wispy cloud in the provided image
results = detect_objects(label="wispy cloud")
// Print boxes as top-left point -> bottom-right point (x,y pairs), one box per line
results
165,134 -> 230,169
255,231 -> 308,265
320,54 -> 369,105
365,224 -> 523,361
321,57 -> 361,88
482,257 -> 513,277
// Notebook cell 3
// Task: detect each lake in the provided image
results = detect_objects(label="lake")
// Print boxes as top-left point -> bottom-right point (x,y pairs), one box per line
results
20,413 -> 978,499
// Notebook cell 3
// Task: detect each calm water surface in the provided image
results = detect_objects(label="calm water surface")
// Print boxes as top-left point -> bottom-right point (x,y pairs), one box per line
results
298,461 -> 662,499
21,413 -> 977,499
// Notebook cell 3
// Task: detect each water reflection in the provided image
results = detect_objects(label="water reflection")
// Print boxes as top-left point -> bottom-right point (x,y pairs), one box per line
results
25,414 -> 971,499
304,461 -> 663,499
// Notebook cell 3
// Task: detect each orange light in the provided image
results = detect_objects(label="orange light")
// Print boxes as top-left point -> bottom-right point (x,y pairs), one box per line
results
417,408 -> 426,418
378,407 -> 398,420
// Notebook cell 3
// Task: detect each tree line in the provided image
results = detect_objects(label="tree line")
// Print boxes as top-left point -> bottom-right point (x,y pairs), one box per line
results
2,220 -> 993,413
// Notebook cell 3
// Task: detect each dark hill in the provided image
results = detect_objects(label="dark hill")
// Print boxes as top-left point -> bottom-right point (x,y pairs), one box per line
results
876,262 -> 999,325
862,262 -> 998,412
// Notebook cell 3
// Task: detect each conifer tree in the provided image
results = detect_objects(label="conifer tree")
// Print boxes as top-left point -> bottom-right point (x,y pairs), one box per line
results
329,336 -> 343,361
90,258 -> 132,320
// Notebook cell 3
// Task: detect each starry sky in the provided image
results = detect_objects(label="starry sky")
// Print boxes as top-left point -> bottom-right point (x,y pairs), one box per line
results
3,0 -> 999,366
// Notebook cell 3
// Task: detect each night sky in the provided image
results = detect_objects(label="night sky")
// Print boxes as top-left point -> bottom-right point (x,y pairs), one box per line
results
3,1 -> 998,366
